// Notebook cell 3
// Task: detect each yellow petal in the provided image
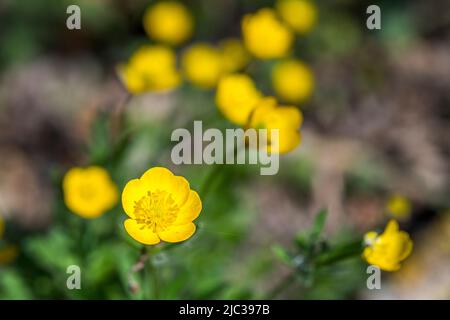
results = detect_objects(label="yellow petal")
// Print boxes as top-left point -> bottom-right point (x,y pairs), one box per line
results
364,231 -> 378,245
158,223 -> 196,243
268,129 -> 301,154
121,179 -> 147,218
124,219 -> 160,245
384,219 -> 399,234
398,232 -> 413,261
174,190 -> 202,225
140,167 -> 190,206
276,107 -> 303,128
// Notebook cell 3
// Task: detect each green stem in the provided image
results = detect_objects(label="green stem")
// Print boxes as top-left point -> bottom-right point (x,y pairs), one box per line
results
198,143 -> 242,200
315,239 -> 363,267
199,164 -> 223,200
147,258 -> 160,299
138,246 -> 162,300
266,272 -> 297,299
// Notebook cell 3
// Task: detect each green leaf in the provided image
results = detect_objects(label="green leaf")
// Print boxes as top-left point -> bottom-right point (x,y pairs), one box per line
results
315,239 -> 363,267
295,233 -> 310,251
0,269 -> 33,299
310,209 -> 328,242
271,245 -> 291,265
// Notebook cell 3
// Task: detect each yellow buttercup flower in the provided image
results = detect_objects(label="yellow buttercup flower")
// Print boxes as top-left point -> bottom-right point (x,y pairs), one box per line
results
219,38 -> 250,73
182,43 -> 224,89
363,220 -> 413,271
118,45 -> 181,94
276,0 -> 318,34
122,167 -> 202,245
0,245 -> 18,265
143,1 -> 193,46
386,194 -> 412,220
272,59 -> 314,104
242,8 -> 293,59
216,74 -> 262,125
248,97 -> 303,154
63,166 -> 118,219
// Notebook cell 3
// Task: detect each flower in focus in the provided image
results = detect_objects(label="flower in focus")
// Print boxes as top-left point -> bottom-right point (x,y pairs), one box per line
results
242,8 -> 293,59
0,245 -> 18,265
122,167 -> 202,245
276,0 -> 318,34
272,59 -> 314,104
248,97 -> 303,154
63,166 -> 119,219
143,1 -> 193,46
182,43 -> 224,89
219,38 -> 250,73
216,74 -> 262,125
363,220 -> 413,271
118,45 -> 181,94
386,194 -> 412,220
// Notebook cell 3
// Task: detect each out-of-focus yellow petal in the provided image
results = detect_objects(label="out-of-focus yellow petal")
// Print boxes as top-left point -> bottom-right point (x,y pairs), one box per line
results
219,38 -> 250,72
182,43 -> 224,89
118,45 -> 181,94
386,195 -> 412,220
249,98 -> 303,154
276,0 -> 318,34
143,1 -> 193,46
216,74 -> 262,125
63,166 -> 118,219
242,8 -> 293,59
362,219 -> 413,272
272,59 -> 314,103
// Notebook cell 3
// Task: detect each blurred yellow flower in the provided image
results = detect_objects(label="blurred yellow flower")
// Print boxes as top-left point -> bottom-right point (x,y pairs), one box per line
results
276,0 -> 318,34
219,38 -> 250,73
122,167 -> 202,245
386,194 -> 412,220
143,1 -> 193,46
242,8 -> 293,59
216,74 -> 262,125
248,97 -> 303,154
363,220 -> 413,271
0,245 -> 18,265
0,216 -> 4,239
182,43 -> 224,89
118,45 -> 181,94
63,166 -> 118,219
272,59 -> 314,104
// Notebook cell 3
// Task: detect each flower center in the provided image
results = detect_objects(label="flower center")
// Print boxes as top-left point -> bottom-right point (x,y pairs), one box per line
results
133,190 -> 179,233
